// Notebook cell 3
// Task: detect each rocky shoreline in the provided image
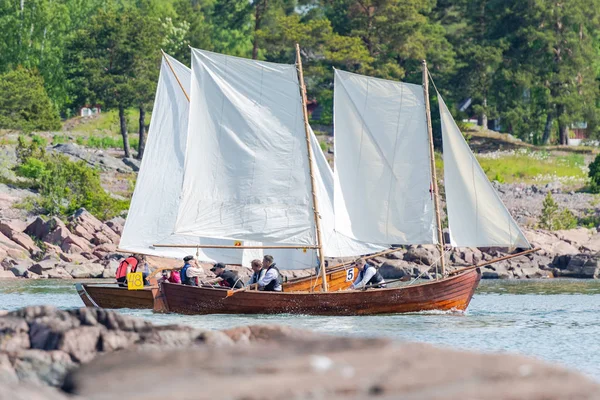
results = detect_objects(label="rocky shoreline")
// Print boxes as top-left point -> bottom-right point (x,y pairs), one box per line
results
0,306 -> 599,399
2,203 -> 600,282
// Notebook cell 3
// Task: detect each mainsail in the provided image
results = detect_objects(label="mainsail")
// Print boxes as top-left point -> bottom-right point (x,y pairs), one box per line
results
119,54 -> 262,264
174,49 -> 316,246
439,94 -> 530,248
333,69 -> 437,245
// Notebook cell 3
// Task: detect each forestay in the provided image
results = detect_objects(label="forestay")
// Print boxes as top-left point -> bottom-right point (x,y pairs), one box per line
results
119,54 -> 260,264
174,49 -> 316,246
333,70 -> 437,245
439,94 -> 530,248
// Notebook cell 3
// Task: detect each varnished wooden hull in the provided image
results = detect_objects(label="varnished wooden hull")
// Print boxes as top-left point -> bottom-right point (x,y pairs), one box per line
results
75,283 -> 154,309
160,268 -> 481,316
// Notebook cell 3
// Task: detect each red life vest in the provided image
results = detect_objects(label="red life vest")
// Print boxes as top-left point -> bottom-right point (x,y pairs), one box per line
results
168,270 -> 181,284
115,257 -> 139,280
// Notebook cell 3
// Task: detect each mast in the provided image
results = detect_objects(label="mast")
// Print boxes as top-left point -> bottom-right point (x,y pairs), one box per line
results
295,43 -> 328,292
422,60 -> 446,276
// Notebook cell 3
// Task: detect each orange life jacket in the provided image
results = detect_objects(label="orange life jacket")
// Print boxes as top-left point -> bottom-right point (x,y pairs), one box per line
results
115,256 -> 139,280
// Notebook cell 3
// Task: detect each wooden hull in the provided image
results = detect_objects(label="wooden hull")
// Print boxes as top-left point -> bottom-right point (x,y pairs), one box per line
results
160,268 -> 481,316
75,283 -> 154,309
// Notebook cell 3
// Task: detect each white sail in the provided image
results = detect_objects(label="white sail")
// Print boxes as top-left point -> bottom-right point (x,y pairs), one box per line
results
174,49 -> 316,246
439,94 -> 530,248
333,69 -> 437,245
119,54 -> 259,264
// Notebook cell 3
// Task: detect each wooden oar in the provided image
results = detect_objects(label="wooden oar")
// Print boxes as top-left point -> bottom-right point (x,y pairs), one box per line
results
226,283 -> 258,297
448,247 -> 540,276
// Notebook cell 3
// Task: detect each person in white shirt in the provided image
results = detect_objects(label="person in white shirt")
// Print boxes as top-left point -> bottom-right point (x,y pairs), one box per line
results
246,259 -> 266,287
350,258 -> 386,289
258,255 -> 282,292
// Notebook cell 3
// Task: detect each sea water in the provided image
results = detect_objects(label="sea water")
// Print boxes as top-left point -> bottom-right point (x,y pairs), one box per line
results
1,279 -> 599,380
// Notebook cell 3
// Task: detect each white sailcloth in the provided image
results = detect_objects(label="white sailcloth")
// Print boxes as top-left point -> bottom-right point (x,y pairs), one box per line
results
119,54 -> 260,265
439,94 -> 530,248
333,69 -> 437,245
174,49 -> 316,245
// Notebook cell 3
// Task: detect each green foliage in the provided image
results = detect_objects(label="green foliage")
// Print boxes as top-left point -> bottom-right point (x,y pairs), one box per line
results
539,193 -> 577,230
0,68 -> 61,132
588,153 -> 600,193
13,136 -> 128,220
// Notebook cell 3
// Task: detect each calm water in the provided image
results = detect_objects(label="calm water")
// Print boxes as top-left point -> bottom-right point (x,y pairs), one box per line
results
1,279 -> 600,380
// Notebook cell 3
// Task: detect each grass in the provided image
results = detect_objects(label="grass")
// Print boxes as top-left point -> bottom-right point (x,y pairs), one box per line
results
66,108 -> 147,135
434,149 -> 588,186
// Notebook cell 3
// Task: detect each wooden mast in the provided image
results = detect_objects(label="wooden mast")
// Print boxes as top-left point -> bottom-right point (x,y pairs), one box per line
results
422,60 -> 446,276
296,43 -> 328,292
160,49 -> 190,102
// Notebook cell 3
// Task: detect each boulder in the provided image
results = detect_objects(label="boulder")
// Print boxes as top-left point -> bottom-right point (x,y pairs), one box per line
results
551,241 -> 579,256
29,260 -> 59,275
9,262 -> 32,277
0,317 -> 30,351
25,217 -> 50,241
69,209 -> 103,235
0,220 -> 40,254
11,349 -> 76,387
379,260 -> 413,279
0,270 -> 16,279
581,235 -> 600,253
23,270 -> 42,279
0,247 -> 7,263
563,254 -> 600,279
556,228 -> 593,247
0,219 -> 27,237
46,267 -> 72,280
105,217 -> 125,236
63,333 -> 600,400
0,353 -> 18,385
60,234 -> 92,254
404,246 -> 439,266
70,224 -> 94,242
65,263 -> 105,279
59,252 -> 88,264
42,226 -> 71,247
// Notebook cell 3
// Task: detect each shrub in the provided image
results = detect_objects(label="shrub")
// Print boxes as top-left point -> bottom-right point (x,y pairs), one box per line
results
0,68 -> 61,132
538,192 -> 577,230
588,153 -> 600,193
14,136 -> 129,220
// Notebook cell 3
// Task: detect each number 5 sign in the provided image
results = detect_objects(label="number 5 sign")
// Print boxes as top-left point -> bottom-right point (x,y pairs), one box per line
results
345,268 -> 355,282
127,272 -> 144,290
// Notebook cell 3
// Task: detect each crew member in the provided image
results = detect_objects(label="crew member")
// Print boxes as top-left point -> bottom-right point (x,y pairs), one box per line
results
246,259 -> 266,287
115,254 -> 141,287
258,255 -> 282,292
210,263 -> 243,289
349,258 -> 386,289
181,256 -> 205,286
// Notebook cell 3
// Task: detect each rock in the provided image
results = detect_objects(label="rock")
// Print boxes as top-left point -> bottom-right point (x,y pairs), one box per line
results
65,263 -> 105,279
0,247 -> 7,263
122,157 -> 140,171
11,350 -> 76,387
63,335 -> 600,400
379,260 -> 413,279
59,252 -> 88,264
60,234 -> 92,254
556,228 -> 592,248
99,330 -> 140,352
25,217 -> 50,241
29,260 -> 59,275
564,254 -> 600,279
0,219 -> 27,237
551,241 -> 579,256
23,270 -> 42,279
43,226 -> 71,247
59,326 -> 105,363
105,217 -> 125,236
101,267 -> 116,279
0,382 -> 69,400
0,353 -> 18,384
581,235 -> 600,253
71,224 -> 94,242
404,246 -> 439,266
0,220 -> 40,255
0,317 -> 30,351
46,267 -> 72,280
9,261 -> 32,277
0,270 -> 16,279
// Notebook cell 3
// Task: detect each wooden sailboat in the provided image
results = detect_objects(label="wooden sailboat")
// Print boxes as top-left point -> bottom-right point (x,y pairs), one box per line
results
153,45 -> 531,316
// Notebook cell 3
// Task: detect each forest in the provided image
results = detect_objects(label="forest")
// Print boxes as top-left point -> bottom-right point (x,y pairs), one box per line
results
1,0 -> 600,156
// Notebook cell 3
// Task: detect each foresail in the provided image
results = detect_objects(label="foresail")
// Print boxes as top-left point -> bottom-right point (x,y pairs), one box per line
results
333,69 -> 437,245
119,54 -> 261,265
174,49 -> 316,245
439,94 -> 530,248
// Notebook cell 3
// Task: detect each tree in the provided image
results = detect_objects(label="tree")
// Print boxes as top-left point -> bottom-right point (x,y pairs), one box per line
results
65,5 -> 162,158
0,67 -> 61,132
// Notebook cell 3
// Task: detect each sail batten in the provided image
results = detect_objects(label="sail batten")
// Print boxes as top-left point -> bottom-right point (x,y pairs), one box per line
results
439,94 -> 530,248
333,69 -> 437,245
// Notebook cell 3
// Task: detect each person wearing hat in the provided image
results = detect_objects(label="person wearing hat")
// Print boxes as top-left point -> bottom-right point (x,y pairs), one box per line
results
257,255 -> 282,292
181,255 -> 206,286
210,263 -> 243,289
349,258 -> 386,290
